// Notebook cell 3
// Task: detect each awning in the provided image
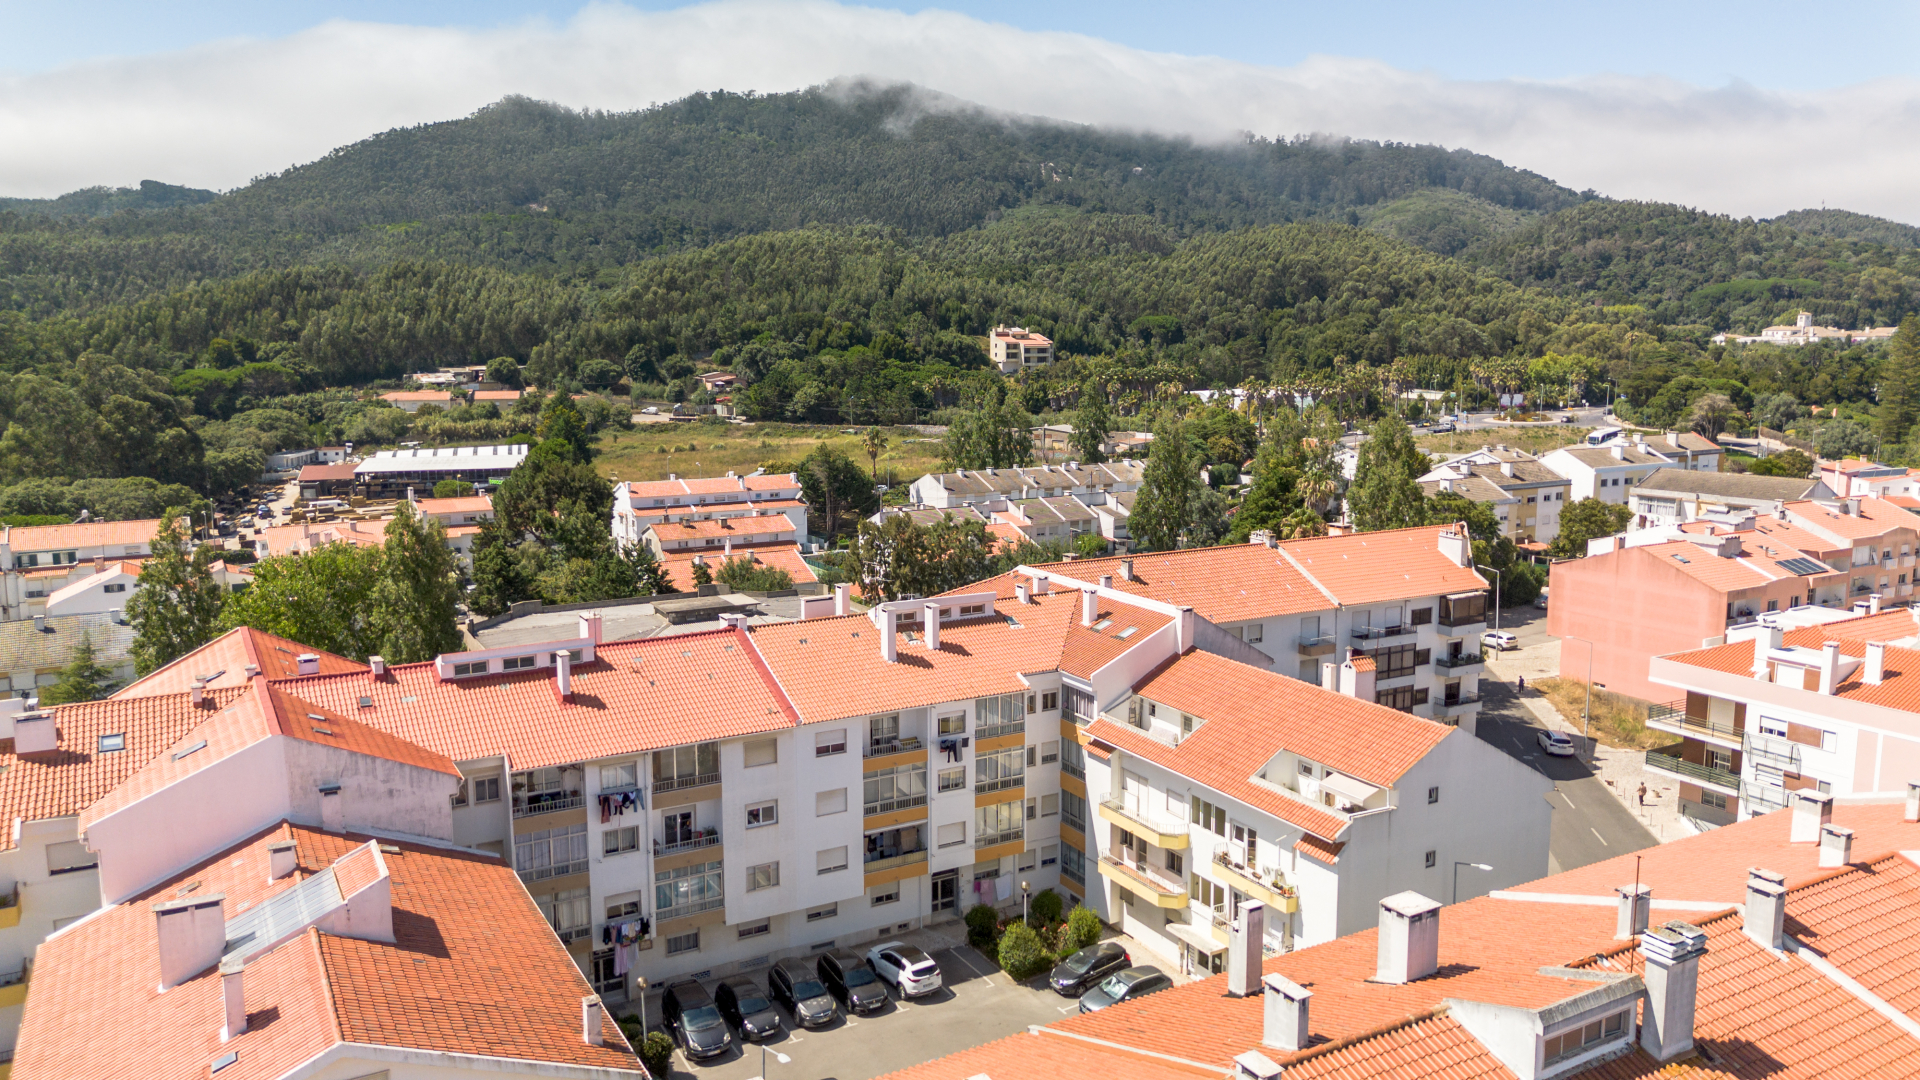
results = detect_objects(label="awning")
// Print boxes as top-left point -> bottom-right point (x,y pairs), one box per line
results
1446,590 -> 1486,600
1320,772 -> 1379,804
1164,919 -> 1228,955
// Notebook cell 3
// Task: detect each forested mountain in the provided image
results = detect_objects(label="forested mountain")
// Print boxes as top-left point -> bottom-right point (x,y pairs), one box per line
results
0,179 -> 216,221
1770,208 -> 1920,249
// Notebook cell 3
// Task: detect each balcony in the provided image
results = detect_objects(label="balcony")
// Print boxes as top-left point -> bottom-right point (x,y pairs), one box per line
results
556,925 -> 593,944
866,735 -> 925,760
651,772 -> 720,795
0,885 -> 18,929
1096,854 -> 1188,908
1744,783 -> 1790,815
1210,844 -> 1298,912
1297,633 -> 1336,657
1434,651 -> 1484,671
1436,601 -> 1487,633
1433,694 -> 1481,717
978,719 -> 1026,740
513,793 -> 584,819
656,896 -> 725,923
1644,746 -> 1739,794
863,793 -> 928,817
976,774 -> 1025,795
1096,798 -> 1190,849
0,967 -> 24,1009
1645,700 -> 1742,746
864,848 -> 930,875
517,857 -> 589,883
1062,859 -> 1086,887
1352,624 -> 1415,641
1062,758 -> 1085,781
656,830 -> 721,857
977,828 -> 1025,849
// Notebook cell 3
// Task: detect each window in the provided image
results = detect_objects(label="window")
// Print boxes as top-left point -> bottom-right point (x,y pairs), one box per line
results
868,713 -> 901,753
746,800 -> 778,828
1042,844 -> 1058,866
815,728 -> 847,757
471,776 -> 500,803
1166,850 -> 1184,876
1428,786 -> 1440,804
1028,693 -> 1037,714
591,949 -> 623,994
606,893 -> 641,921
1376,685 -> 1419,712
599,761 -> 638,792
653,743 -> 719,790
976,746 -> 1025,792
1041,740 -> 1059,764
1064,685 -> 1095,722
1026,797 -> 1038,820
502,655 -> 537,671
872,884 -> 900,905
655,860 -> 722,914
938,822 -> 966,848
1424,850 -> 1437,868
603,826 -> 640,855
1061,790 -> 1087,832
938,714 -> 967,736
1191,797 -> 1227,834
1026,745 -> 1038,768
738,919 -> 770,939
516,823 -> 588,881
976,693 -> 1026,737
1041,691 -> 1059,711
1707,748 -> 1733,773
46,839 -> 97,875
666,930 -> 701,955
1018,849 -> 1037,872
976,801 -> 1023,846
1192,874 -> 1227,913
1544,1012 -> 1627,1062
864,762 -> 929,815
98,733 -> 125,753
744,738 -> 778,768
1700,790 -> 1729,810
1245,622 -> 1265,643
816,788 -> 847,816
103,583 -> 126,594
1366,644 -> 1417,679
939,766 -> 967,792
1410,608 -> 1432,626
806,903 -> 838,922
1041,793 -> 1059,817
1061,843 -> 1086,885
747,862 -> 781,891
452,661 -> 488,677
536,887 -> 590,938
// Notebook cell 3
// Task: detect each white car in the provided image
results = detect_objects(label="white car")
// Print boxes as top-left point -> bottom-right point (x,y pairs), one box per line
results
1482,630 -> 1519,651
866,941 -> 943,999
1537,730 -> 1578,757
640,406 -> 659,415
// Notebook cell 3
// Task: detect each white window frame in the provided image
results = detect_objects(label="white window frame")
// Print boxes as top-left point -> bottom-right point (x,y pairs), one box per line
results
746,800 -> 778,828
746,862 -> 781,891
816,788 -> 848,816
817,846 -> 849,874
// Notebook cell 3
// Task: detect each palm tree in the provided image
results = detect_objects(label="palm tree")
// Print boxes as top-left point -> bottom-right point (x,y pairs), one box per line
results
861,426 -> 889,481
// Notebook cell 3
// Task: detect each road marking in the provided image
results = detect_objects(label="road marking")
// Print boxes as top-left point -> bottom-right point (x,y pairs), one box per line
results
1591,828 -> 1608,846
1561,791 -> 1577,810
1057,1005 -> 1079,1014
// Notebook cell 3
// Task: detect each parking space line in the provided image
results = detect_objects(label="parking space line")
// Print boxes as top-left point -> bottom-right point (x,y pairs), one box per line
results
1561,791 -> 1577,810
1591,827 -> 1608,846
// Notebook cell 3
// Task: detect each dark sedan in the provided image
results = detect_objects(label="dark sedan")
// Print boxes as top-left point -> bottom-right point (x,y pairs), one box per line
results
714,975 -> 783,1042
1077,967 -> 1173,1013
818,951 -> 891,1014
1049,942 -> 1131,996
663,980 -> 733,1060
769,957 -> 840,1028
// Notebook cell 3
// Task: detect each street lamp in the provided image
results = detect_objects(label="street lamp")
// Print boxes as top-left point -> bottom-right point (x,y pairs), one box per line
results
1021,880 -> 1031,923
1474,563 -> 1503,631
1453,861 -> 1493,903
756,1044 -> 791,1080
1565,635 -> 1597,756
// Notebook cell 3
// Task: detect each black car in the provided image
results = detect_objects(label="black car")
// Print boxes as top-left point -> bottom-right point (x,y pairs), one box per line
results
1077,966 -> 1173,1013
768,957 -> 840,1028
817,951 -> 890,1014
662,980 -> 733,1059
1049,942 -> 1131,996
714,975 -> 783,1042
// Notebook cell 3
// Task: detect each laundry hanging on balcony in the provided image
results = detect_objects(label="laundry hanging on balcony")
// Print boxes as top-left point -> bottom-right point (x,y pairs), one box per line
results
598,790 -> 641,823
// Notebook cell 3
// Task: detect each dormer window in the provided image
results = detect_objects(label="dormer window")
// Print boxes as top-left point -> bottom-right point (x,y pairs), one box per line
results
1545,1011 -> 1627,1062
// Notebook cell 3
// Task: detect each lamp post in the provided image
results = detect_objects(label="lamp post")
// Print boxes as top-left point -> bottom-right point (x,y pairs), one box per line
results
1021,880 -> 1031,923
1474,563 -> 1503,631
1453,861 -> 1493,904
1565,635 -> 1597,758
757,1044 -> 791,1080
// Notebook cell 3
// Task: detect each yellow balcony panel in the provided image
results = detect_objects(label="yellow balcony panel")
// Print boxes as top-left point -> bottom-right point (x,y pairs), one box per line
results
0,891 -> 19,930
863,746 -> 928,774
1096,799 -> 1190,849
973,838 -> 1026,864
1209,847 -> 1298,912
974,786 -> 1025,809
974,732 -> 1025,755
1060,774 -> 1087,800
1097,855 -> 1188,909
863,804 -> 930,832
1059,823 -> 1085,851
864,851 -> 931,889
0,978 -> 25,1010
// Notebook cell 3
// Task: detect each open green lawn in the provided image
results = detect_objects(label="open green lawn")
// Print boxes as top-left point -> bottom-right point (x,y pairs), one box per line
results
593,422 -> 947,487
1417,426 -> 1591,458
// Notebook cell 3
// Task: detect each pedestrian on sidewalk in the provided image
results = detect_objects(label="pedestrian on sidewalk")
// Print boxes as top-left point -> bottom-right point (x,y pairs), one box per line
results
1517,675 -> 1526,692
1637,782 -> 1648,806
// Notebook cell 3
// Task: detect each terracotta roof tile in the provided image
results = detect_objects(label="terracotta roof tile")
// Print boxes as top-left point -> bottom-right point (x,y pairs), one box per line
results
1784,497 -> 1920,541
5,517 -> 165,552
659,543 -> 818,592
965,543 -> 1332,622
413,495 -> 493,514
647,514 -> 796,541
114,626 -> 365,700
874,1030 -> 1221,1080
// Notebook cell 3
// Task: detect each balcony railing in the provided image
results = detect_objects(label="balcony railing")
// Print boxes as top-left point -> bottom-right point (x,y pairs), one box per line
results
1436,693 -> 1481,710
652,772 -> 720,795
976,774 -> 1024,794
977,720 -> 1025,740
864,848 -> 929,874
1062,759 -> 1085,781
656,830 -> 721,857
1062,810 -> 1086,834
1099,797 -> 1190,839
1297,633 -> 1335,655
557,925 -> 593,944
1436,607 -> 1486,632
1434,651 -> 1484,670
976,828 -> 1025,849
863,793 -> 928,817
656,896 -> 724,922
1744,783 -> 1790,814
1100,853 -> 1185,896
518,857 -> 589,883
513,793 -> 584,819
1644,747 -> 1739,791
1062,858 -> 1086,886
866,736 -> 925,758
1645,701 -> 1740,741
1743,733 -> 1802,770
1352,624 -> 1414,640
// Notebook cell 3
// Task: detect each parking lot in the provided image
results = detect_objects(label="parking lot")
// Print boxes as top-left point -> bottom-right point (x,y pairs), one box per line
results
650,945 -> 1071,1080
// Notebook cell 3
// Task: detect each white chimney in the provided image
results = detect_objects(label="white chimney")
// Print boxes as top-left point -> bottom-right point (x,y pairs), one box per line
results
583,996 -> 604,1046
882,608 -> 899,663
1228,901 -> 1266,997
1791,790 -> 1833,843
578,611 -> 604,644
1743,868 -> 1786,949
1120,558 -> 1135,582
1615,883 -> 1651,940
1080,589 -> 1098,627
1871,593 -> 1884,614
153,894 -> 226,990
1033,574 -> 1050,595
367,655 -> 385,677
319,782 -> 344,832
1638,922 -> 1708,1062
1261,972 -> 1311,1051
1752,625 -> 1783,676
14,712 -> 56,754
923,602 -> 941,651
297,653 -> 319,676
1015,582 -> 1031,605
1610,444 -> 1625,460
834,582 -> 852,617
1906,780 -> 1920,823
1819,823 -> 1854,867
268,840 -> 298,880
220,957 -> 246,1039
1374,891 -> 1441,984
31,614 -> 43,633
243,664 -> 259,678
1320,661 -> 1338,692
1499,461 -> 1513,478
1817,641 -> 1841,694
556,650 -> 573,698
190,679 -> 206,707
1099,573 -> 1114,589
1866,641 -> 1887,684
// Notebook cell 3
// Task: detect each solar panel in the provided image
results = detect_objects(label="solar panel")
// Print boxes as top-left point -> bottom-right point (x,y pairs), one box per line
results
224,867 -> 343,960
1777,557 -> 1830,576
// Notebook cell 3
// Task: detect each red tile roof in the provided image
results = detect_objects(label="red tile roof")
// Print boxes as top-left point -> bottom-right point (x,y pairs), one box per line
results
379,390 -> 456,403
12,822 -> 640,1080
1279,524 -> 1484,607
1661,626 -> 1920,716
658,543 -> 818,592
647,514 -> 796,541
1784,497 -> 1920,541
114,626 -> 365,700
4,517 -> 165,552
413,495 -> 493,515
297,462 -> 358,482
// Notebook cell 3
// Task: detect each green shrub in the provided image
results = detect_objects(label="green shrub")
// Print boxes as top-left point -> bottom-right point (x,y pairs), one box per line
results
1063,905 -> 1104,953
1029,887 -> 1064,926
638,1030 -> 675,1076
997,920 -> 1053,979
965,902 -> 1001,949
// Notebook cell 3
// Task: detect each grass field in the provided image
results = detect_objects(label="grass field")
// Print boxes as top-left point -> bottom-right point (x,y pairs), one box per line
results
1417,426 -> 1591,458
593,422 -> 948,486
1530,677 -> 1669,750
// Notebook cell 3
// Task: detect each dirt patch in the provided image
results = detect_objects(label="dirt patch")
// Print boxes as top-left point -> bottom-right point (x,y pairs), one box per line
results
1418,427 -> 1590,457
594,422 -> 946,487
1529,677 -> 1670,750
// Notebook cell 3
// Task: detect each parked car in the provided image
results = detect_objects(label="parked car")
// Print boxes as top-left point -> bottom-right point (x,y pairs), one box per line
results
714,975 -> 783,1042
1429,422 -> 1456,434
1538,730 -> 1578,757
641,406 -> 660,414
866,941 -> 943,998
768,957 -> 839,1028
1534,592 -> 1549,610
817,951 -> 890,1014
1077,967 -> 1173,1012
1049,942 -> 1131,996
1482,630 -> 1519,652
662,980 -> 733,1060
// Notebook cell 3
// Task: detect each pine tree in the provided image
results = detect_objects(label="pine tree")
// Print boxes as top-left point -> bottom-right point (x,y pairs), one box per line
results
41,631 -> 115,704
127,510 -> 224,675
690,558 -> 714,587
1129,411 -> 1201,551
1346,416 -> 1429,532
1069,382 -> 1111,464
1877,316 -> 1920,447
370,502 -> 464,664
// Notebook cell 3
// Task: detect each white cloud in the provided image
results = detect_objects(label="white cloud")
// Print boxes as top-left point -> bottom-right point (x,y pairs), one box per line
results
2,0 -> 1917,223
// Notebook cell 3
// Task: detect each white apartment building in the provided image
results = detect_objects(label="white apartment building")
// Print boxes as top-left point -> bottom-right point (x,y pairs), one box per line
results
908,462 -> 1146,511
1817,458 -> 1920,499
1627,469 -> 1829,529
611,471 -> 808,548
1419,445 -> 1572,546
1542,432 -> 1723,507
988,326 -> 1053,372
0,519 -> 164,622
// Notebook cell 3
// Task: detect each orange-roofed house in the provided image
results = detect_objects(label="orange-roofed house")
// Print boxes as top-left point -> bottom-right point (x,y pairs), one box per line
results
988,325 -> 1053,372
640,511 -> 800,558
378,388 -> 457,411
612,470 -> 807,546
0,518 -> 168,622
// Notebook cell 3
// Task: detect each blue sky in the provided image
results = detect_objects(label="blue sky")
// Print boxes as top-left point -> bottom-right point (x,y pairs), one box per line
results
2,0 -> 1913,90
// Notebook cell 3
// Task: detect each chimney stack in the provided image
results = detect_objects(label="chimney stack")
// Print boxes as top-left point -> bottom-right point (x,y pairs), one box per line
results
1790,790 -> 1833,843
1638,922 -> 1708,1062
1099,573 -> 1113,589
1866,641 -> 1887,684
243,664 -> 259,679
153,894 -> 226,990
1871,593 -> 1884,614
368,655 -> 386,677
923,602 -> 941,651
1743,868 -> 1786,949
220,957 -> 246,1039
1080,589 -> 1098,627
1906,780 -> 1920,823
1228,901 -> 1266,997
1033,574 -> 1050,596
1615,883 -> 1651,940
1320,661 -> 1338,692
578,611 -> 603,644
1015,582 -> 1031,605
1815,640 -> 1842,694
1120,558 -> 1135,582
882,608 -> 899,663
190,679 -> 207,707
1752,625 -> 1783,676
297,653 -> 319,677
1261,973 -> 1311,1051
582,996 -> 604,1046
555,650 -> 573,698
1374,892 -> 1441,984
834,582 -> 852,617
268,840 -> 298,880
1819,823 -> 1854,867
31,614 -> 44,633
319,782 -> 343,832
13,712 -> 56,754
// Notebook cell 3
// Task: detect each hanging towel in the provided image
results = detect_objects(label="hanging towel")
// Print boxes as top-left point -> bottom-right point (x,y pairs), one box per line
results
997,875 -> 1013,902
614,942 -> 631,976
